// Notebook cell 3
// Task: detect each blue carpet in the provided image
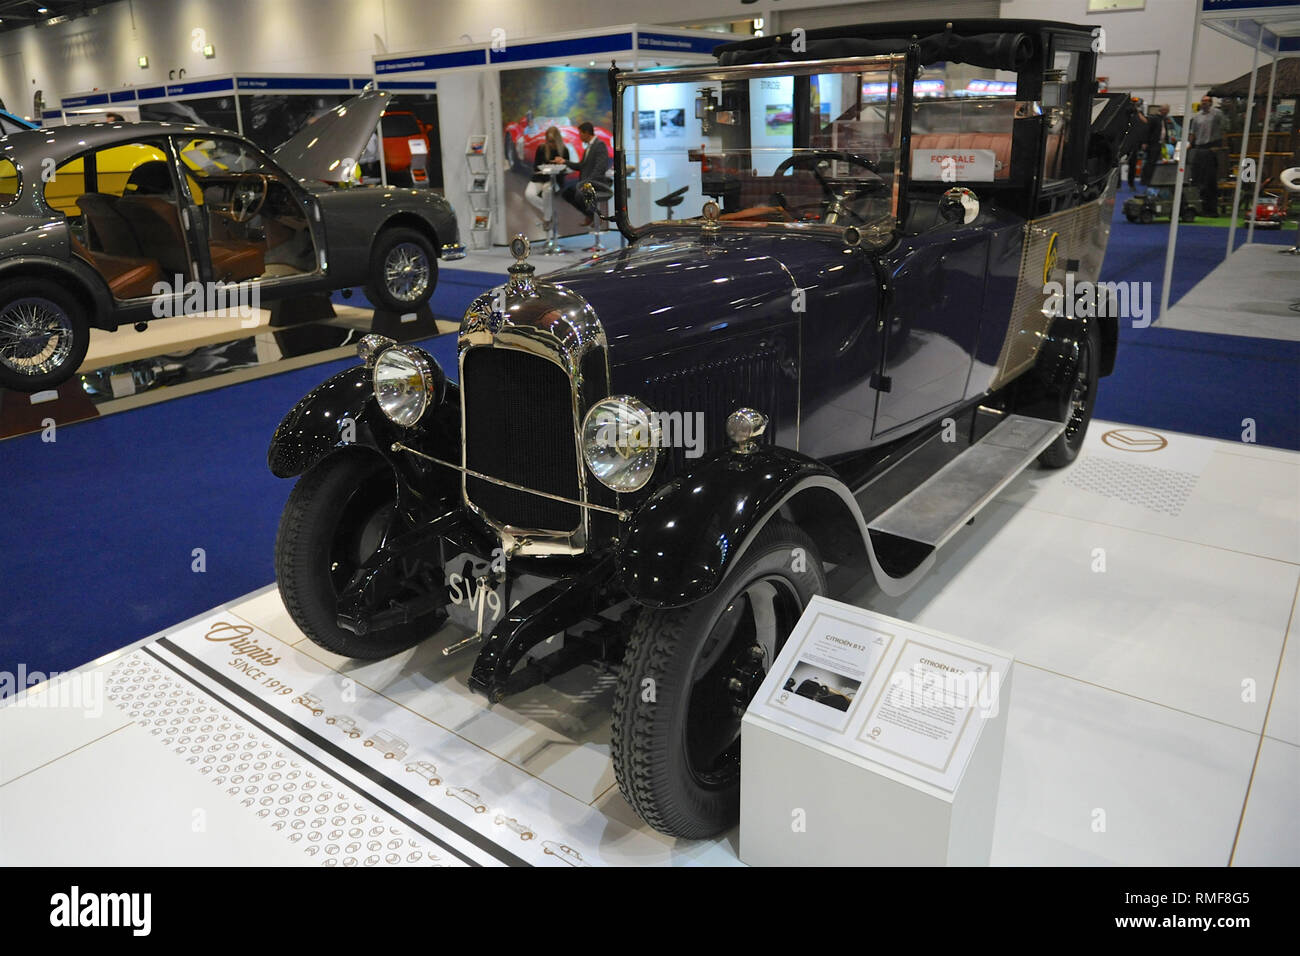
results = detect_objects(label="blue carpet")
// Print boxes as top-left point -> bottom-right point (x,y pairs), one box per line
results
1094,190 -> 1300,449
0,222 -> 1296,682
0,334 -> 460,685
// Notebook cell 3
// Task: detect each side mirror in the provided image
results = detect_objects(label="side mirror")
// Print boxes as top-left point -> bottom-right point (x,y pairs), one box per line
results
939,187 -> 979,225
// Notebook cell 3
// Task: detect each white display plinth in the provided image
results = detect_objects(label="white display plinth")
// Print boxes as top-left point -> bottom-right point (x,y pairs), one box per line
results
740,596 -> 1013,867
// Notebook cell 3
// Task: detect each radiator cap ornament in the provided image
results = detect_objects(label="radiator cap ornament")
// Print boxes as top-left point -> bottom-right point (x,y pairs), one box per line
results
507,234 -> 535,279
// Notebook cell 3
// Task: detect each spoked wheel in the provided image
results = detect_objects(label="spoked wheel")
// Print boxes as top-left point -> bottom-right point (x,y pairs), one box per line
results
366,227 -> 437,312
0,282 -> 90,392
1034,318 -> 1100,469
612,519 -> 826,838
275,452 -> 441,658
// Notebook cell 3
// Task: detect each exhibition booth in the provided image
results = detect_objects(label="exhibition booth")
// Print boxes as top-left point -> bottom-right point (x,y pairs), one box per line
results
372,24 -> 722,248
1157,1 -> 1300,322
56,73 -> 443,186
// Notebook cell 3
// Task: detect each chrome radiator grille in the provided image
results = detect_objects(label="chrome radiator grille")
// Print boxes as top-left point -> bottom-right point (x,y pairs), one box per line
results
461,347 -> 582,533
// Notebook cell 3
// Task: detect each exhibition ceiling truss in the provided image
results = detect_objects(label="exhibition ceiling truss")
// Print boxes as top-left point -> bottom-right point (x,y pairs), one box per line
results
0,0 -> 119,33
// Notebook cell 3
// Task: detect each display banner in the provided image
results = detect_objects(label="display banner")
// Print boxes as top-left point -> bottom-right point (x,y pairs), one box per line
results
121,610 -> 717,867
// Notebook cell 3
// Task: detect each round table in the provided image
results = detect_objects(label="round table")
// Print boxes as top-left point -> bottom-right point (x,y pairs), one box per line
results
537,162 -> 569,254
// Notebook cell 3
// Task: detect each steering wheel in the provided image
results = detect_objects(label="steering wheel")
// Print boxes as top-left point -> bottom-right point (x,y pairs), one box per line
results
229,173 -> 268,223
770,150 -> 886,224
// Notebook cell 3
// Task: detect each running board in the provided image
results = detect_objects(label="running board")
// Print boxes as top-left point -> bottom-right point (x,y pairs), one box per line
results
865,415 -> 1064,596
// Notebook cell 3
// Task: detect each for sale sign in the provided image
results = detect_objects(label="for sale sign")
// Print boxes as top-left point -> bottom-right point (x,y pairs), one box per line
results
912,148 -> 997,181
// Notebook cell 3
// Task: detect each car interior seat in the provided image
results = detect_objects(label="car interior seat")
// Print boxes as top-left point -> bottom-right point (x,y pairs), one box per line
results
69,235 -> 162,300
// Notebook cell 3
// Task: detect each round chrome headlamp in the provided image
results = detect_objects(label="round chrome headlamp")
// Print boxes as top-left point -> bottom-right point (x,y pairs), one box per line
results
581,396 -> 660,493
373,345 -> 441,427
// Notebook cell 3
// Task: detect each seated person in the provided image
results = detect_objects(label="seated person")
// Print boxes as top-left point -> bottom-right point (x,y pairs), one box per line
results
524,127 -> 570,236
560,122 -> 610,227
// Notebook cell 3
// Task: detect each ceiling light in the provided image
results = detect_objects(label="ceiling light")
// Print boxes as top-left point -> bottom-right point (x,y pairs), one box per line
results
37,6 -> 49,13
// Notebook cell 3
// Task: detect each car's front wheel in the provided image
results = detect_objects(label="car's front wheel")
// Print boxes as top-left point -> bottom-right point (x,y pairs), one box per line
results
275,451 -> 440,659
366,227 -> 437,313
0,280 -> 90,393
611,519 -> 826,839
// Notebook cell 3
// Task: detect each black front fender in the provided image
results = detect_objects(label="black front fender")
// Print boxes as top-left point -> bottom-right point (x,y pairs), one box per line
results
267,364 -> 390,478
620,446 -> 870,609
267,363 -> 462,521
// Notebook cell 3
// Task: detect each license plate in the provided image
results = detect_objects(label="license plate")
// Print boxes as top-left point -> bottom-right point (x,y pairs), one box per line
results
408,138 -> 428,155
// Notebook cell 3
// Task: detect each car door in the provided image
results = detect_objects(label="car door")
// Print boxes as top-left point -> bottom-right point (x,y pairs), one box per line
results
50,136 -> 201,302
872,227 -> 988,436
174,134 -> 324,287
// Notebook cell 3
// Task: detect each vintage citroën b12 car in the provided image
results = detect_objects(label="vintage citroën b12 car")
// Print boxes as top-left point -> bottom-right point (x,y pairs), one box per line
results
267,19 -> 1138,838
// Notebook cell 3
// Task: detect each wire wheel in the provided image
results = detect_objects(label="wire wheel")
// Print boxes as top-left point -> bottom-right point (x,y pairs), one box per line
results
383,242 -> 431,303
0,297 -> 75,377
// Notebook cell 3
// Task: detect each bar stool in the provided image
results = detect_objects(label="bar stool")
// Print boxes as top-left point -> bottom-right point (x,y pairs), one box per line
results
655,185 -> 689,220
584,180 -> 614,254
1280,167 -> 1300,256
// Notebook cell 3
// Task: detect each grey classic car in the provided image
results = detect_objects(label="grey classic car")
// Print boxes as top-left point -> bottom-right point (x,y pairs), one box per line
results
0,89 -> 463,392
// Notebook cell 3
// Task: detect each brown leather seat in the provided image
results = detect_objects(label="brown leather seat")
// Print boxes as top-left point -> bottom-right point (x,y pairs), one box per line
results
115,195 -> 191,278
209,239 -> 265,283
118,192 -> 265,282
70,237 -> 163,300
77,193 -> 142,256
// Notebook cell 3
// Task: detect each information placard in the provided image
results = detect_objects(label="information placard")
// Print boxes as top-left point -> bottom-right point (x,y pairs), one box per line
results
746,596 -> 1012,793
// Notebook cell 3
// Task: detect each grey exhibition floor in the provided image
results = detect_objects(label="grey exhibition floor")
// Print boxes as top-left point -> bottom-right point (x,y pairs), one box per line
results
1155,243 -> 1300,341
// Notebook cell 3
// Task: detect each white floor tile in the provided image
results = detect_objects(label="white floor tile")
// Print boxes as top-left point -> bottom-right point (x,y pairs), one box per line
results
998,423 -> 1300,564
991,665 -> 1258,866
0,721 -> 307,866
845,502 -> 1295,733
1264,607 -> 1299,746
0,665 -> 133,787
1231,737 -> 1300,865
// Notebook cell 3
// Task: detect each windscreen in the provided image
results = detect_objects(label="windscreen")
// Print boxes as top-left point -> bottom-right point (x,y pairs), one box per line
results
619,57 -> 904,242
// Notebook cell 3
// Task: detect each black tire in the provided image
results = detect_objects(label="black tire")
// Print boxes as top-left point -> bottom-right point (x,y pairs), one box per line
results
1139,208 -> 1154,224
0,279 -> 91,393
365,226 -> 437,313
1034,318 -> 1101,469
611,518 -> 827,838
275,451 -> 437,659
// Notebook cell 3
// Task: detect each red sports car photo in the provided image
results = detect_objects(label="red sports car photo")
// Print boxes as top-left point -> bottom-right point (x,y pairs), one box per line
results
503,113 -> 612,171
